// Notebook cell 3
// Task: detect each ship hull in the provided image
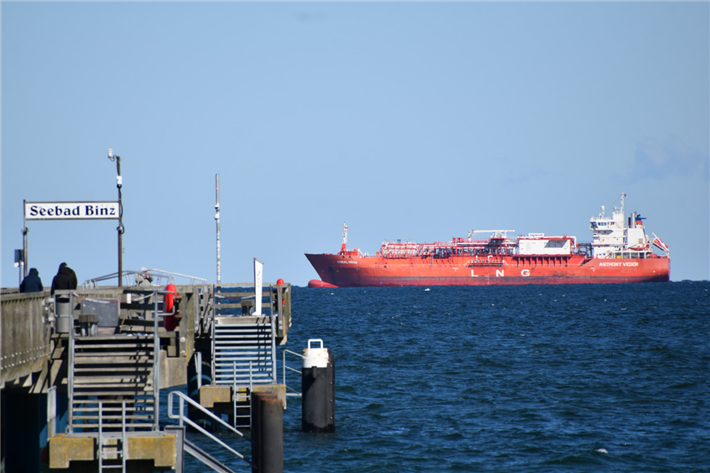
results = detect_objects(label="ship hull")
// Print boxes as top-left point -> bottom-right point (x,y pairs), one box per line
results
305,253 -> 670,287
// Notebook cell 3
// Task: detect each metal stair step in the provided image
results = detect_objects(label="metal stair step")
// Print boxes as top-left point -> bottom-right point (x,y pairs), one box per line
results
73,356 -> 153,364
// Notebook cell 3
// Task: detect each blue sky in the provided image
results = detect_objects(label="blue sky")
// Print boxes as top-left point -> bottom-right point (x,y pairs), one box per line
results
2,2 -> 708,287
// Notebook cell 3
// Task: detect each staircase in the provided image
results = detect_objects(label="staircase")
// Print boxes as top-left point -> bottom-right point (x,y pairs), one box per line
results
69,334 -> 157,433
212,316 -> 276,386
212,316 -> 277,428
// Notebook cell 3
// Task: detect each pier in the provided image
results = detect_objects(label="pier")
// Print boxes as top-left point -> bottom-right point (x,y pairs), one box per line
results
1,278 -> 295,472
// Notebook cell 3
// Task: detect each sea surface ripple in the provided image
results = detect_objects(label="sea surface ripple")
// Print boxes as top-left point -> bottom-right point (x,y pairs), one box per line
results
180,281 -> 709,472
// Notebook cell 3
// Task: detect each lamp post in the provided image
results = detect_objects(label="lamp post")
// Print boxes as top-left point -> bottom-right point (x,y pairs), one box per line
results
108,149 -> 124,287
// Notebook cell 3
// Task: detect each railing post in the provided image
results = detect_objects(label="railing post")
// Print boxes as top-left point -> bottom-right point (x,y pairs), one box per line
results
179,394 -> 184,427
66,293 -> 74,433
153,290 -> 160,431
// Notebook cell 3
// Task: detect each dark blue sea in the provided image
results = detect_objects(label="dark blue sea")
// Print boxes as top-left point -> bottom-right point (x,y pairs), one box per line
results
175,281 -> 710,472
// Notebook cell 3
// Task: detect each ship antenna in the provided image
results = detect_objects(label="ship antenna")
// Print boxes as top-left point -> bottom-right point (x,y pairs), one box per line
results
621,192 -> 625,217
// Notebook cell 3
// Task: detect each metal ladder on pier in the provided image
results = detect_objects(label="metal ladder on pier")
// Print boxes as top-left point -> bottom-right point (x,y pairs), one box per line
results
97,402 -> 128,472
212,316 -> 277,428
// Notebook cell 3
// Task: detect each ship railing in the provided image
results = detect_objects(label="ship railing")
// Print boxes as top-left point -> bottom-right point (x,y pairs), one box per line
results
608,250 -> 653,259
467,257 -> 505,266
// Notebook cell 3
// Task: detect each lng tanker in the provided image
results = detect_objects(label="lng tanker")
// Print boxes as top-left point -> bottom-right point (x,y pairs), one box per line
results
305,193 -> 670,288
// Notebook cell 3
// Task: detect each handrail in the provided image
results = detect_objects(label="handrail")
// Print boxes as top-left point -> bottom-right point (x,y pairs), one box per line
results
282,349 -> 304,397
167,391 -> 249,463
82,268 -> 207,288
152,291 -> 160,430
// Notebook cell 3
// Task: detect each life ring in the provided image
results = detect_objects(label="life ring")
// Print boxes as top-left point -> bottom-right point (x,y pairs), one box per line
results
165,284 -> 177,313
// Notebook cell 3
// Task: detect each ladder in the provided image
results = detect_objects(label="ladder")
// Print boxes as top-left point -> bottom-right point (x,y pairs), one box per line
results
97,402 -> 127,472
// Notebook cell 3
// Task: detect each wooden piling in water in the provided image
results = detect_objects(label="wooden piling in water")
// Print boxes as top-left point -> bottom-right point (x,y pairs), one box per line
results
251,391 -> 283,473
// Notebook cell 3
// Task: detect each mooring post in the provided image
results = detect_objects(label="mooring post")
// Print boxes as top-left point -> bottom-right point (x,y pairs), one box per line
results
301,339 -> 335,433
251,392 -> 283,473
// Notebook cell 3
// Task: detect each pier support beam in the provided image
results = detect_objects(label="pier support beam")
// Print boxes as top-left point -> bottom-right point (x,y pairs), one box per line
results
2,391 -> 44,473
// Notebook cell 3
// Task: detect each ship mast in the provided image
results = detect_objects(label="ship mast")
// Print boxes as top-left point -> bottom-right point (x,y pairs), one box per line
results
341,223 -> 348,253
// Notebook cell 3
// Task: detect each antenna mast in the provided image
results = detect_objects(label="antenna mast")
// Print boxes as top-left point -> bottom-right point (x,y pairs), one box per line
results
215,174 -> 221,287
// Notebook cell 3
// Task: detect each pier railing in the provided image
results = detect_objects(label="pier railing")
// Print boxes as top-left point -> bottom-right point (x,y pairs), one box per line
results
0,291 -> 52,387
168,390 -> 250,467
282,349 -> 304,398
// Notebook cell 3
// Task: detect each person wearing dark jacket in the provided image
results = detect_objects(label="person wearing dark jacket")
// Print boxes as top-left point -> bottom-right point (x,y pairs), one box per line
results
20,268 -> 43,293
51,263 -> 78,295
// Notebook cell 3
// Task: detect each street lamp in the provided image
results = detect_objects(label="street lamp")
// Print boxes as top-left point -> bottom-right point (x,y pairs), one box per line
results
108,149 -> 124,287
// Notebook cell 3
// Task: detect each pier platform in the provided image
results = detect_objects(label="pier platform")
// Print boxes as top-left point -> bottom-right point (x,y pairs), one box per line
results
50,431 -> 178,471
1,280 -> 293,472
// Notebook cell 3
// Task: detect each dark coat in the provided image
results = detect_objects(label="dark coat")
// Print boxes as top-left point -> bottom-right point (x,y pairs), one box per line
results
20,268 -> 43,293
51,263 -> 77,295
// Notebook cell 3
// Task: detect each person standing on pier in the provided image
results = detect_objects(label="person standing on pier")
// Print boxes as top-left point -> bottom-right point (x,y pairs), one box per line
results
51,262 -> 77,295
20,267 -> 43,293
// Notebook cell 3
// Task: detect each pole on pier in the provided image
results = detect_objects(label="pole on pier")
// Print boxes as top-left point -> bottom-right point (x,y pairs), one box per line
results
251,392 -> 283,473
107,149 -> 123,287
215,174 -> 221,288
301,339 -> 335,433
215,174 -> 221,314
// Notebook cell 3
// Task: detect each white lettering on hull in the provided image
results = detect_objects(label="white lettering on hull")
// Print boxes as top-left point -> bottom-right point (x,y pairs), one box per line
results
471,269 -> 531,277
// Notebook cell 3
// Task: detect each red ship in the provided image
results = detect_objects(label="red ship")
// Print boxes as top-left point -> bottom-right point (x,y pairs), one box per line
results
305,193 -> 670,288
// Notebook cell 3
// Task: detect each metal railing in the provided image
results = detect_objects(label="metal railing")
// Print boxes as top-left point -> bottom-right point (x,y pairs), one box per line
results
82,268 -> 207,288
281,349 -> 304,397
167,390 -> 250,465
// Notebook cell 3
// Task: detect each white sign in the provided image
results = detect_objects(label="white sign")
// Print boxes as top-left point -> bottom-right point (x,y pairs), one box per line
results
253,258 -> 263,316
25,201 -> 120,220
